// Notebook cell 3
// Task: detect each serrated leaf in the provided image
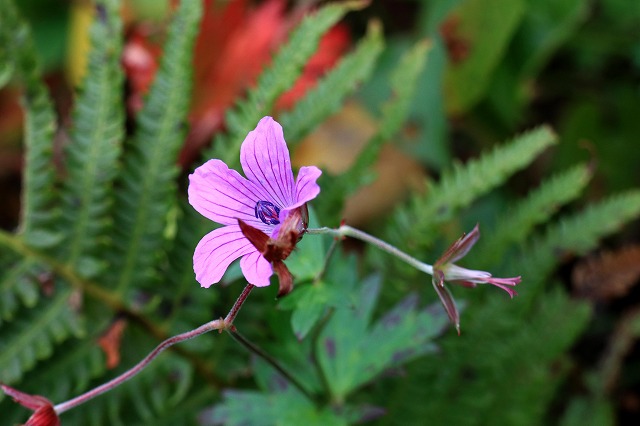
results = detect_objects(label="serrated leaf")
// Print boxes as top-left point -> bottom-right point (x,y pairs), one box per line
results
349,39 -> 432,183
111,0 -> 202,292
280,20 -> 384,144
387,125 -> 557,252
61,0 -> 124,274
0,287 -> 83,383
2,0 -> 59,240
210,1 -> 367,167
475,163 -> 592,266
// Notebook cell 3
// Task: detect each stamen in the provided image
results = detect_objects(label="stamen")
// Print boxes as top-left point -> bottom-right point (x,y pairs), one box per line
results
255,200 -> 281,225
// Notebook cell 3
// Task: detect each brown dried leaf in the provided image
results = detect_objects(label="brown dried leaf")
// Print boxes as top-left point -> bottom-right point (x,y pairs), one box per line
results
98,319 -> 128,369
572,245 -> 640,301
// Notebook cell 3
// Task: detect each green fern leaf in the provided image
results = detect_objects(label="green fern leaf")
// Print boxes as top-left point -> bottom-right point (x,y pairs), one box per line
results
2,0 -> 59,247
17,339 -> 105,403
517,189 -> 640,302
210,1 -> 367,166
61,0 -> 124,277
0,259 -> 42,323
387,125 -> 558,252
279,20 -> 384,144
110,0 -> 202,292
0,287 -> 83,383
59,351 -> 200,425
349,39 -> 432,183
475,163 -> 593,267
383,289 -> 590,426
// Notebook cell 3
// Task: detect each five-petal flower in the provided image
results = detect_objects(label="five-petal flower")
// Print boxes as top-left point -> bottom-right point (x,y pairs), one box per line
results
188,116 -> 322,288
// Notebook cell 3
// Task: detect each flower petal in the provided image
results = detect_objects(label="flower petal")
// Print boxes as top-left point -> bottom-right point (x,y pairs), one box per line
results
432,270 -> 460,334
436,224 -> 480,267
240,117 -> 295,208
277,166 -> 322,225
189,159 -> 272,230
240,250 -> 273,287
194,225 -> 258,288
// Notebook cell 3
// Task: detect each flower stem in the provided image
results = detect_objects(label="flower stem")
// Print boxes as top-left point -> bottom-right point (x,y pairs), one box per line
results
54,319 -> 225,414
225,284 -> 254,325
53,284 -> 256,415
228,330 -> 316,403
307,225 -> 434,275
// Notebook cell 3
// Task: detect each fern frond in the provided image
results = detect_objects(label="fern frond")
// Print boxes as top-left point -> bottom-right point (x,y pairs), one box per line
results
343,39 -> 431,193
2,0 -> 59,247
517,189 -> 640,302
475,163 -> 592,267
59,351 -> 202,425
383,289 -> 590,426
0,259 -> 41,323
18,339 -> 105,403
60,0 -> 124,278
110,0 -> 202,292
210,1 -> 367,166
279,20 -> 384,144
0,287 -> 83,383
387,125 -> 558,251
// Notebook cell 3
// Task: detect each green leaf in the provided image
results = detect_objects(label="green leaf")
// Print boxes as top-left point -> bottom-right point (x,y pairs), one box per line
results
444,0 -> 527,113
0,259 -> 41,322
16,339 -> 105,403
387,125 -> 558,252
205,358 -> 347,426
2,0 -> 59,243
61,0 -> 124,276
475,163 -> 592,267
0,287 -> 83,383
281,244 -> 359,340
517,189 -> 640,302
111,0 -> 203,292
280,20 -> 384,144
515,0 -> 589,77
347,39 -> 432,186
209,0 -> 367,167
284,206 -> 326,282
317,276 -> 448,403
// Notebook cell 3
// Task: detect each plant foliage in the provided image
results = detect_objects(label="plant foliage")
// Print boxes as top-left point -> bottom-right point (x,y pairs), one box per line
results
1,0 -> 639,424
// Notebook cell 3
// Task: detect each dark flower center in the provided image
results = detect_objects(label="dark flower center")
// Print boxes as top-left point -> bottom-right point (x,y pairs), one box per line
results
255,200 -> 281,225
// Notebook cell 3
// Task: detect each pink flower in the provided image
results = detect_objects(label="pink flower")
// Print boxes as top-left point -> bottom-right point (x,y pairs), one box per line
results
188,116 -> 322,288
432,224 -> 521,333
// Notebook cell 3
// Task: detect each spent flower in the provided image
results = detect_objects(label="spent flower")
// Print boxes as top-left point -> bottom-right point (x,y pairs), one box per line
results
188,116 -> 321,289
432,224 -> 521,332
1,384 -> 60,426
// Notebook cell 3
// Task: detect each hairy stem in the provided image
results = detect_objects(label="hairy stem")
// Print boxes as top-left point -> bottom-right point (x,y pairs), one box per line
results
53,283 -> 255,414
54,319 -> 224,414
307,225 -> 434,275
